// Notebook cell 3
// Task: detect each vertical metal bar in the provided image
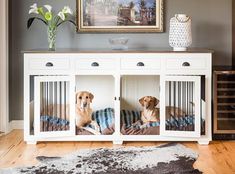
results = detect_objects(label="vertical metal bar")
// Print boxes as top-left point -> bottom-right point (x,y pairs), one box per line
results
57,81 -> 60,120
174,81 -> 176,117
181,82 -> 183,112
189,82 -> 191,115
50,82 -> 54,116
41,82 -> 44,132
55,82 -> 57,118
64,81 -> 67,121
178,82 -> 180,111
47,82 -> 49,131
52,82 -> 54,118
187,82 -> 189,115
192,82 -> 194,115
44,81 -> 46,131
42,82 -> 44,116
188,82 -> 190,115
53,81 -> 56,131
60,82 -> 62,119
184,82 -> 186,113
169,81 -> 171,107
48,82 -> 50,116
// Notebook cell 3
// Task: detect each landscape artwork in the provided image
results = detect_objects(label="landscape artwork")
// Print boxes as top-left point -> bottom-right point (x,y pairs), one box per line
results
77,0 -> 163,32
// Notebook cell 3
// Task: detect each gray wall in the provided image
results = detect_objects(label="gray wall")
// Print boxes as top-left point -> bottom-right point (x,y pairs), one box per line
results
9,0 -> 232,121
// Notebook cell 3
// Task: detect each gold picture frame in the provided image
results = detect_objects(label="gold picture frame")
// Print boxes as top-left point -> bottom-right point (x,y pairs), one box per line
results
76,0 -> 163,33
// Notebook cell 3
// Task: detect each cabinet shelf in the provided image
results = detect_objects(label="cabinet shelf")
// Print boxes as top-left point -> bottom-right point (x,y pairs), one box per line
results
217,103 -> 235,106
217,117 -> 235,120
217,88 -> 235,91
217,81 -> 235,84
217,111 -> 235,114
217,96 -> 235,99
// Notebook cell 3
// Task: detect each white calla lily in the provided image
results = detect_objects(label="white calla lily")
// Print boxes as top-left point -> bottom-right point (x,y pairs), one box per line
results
29,3 -> 39,14
58,11 -> 65,21
44,5 -> 52,13
30,3 -> 37,9
62,6 -> 73,15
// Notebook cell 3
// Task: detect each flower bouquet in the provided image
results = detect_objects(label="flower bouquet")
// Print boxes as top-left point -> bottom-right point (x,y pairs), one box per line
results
27,4 -> 76,50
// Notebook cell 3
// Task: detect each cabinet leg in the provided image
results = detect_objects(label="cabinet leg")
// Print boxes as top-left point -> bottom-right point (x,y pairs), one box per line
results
26,141 -> 37,145
197,140 -> 210,145
113,140 -> 123,145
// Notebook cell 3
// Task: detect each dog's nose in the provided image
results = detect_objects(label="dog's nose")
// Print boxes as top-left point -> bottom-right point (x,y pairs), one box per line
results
83,102 -> 88,108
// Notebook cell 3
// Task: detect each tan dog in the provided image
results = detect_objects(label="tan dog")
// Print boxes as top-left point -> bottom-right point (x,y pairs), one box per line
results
139,96 -> 160,126
76,91 -> 101,135
165,106 -> 185,119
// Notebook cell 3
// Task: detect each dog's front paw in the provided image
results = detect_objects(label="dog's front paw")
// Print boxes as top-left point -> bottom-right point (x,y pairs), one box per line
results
95,125 -> 101,133
139,123 -> 148,129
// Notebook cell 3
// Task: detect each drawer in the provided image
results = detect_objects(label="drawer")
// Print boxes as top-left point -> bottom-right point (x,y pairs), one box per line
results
29,58 -> 70,70
166,57 -> 207,70
121,58 -> 161,70
76,58 -> 117,70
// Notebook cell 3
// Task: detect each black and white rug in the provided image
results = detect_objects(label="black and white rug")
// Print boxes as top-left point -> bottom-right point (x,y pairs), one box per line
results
1,143 -> 202,174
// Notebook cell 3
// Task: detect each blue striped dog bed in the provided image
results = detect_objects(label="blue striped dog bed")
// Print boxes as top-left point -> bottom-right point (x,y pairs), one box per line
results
120,110 -> 196,130
120,110 -> 160,129
40,108 -> 114,133
89,108 -> 114,132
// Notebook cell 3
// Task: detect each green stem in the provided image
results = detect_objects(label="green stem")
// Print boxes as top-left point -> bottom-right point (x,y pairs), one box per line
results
54,16 -> 61,26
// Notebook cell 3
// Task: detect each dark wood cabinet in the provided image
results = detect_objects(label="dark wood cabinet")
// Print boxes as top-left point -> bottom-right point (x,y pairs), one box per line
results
214,70 -> 235,138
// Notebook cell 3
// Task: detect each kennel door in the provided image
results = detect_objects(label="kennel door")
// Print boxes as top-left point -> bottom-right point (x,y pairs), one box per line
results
34,76 -> 75,138
160,76 -> 201,137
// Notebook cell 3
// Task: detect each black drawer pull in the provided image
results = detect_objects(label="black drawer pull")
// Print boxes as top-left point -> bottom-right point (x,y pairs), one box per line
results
45,62 -> 54,67
137,62 -> 145,67
91,62 -> 99,67
182,62 -> 190,67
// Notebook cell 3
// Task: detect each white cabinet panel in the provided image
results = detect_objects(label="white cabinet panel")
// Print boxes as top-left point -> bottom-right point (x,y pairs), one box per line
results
34,76 -> 75,138
160,75 -> 201,138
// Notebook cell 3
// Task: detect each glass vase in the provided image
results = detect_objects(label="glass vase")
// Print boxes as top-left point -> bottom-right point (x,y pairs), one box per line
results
47,25 -> 57,51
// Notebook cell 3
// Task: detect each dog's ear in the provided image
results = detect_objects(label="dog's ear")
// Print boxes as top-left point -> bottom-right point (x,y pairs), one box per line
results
153,97 -> 160,107
139,97 -> 145,107
89,93 -> 94,103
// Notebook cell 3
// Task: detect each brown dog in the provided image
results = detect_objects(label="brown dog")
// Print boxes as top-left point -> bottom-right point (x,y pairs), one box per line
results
139,96 -> 160,126
76,91 -> 101,135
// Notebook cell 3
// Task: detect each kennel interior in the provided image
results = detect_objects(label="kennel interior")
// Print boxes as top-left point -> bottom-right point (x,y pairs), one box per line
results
29,75 -> 115,136
120,75 -> 161,135
120,75 -> 206,136
75,75 -> 115,135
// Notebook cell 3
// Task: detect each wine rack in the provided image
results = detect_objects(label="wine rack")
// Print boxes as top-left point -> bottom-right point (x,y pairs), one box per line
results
214,70 -> 235,134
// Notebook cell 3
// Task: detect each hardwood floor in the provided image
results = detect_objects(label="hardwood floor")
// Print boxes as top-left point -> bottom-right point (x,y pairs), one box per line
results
0,130 -> 235,174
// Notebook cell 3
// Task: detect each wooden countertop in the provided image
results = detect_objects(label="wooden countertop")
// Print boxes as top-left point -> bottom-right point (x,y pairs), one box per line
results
23,48 -> 214,54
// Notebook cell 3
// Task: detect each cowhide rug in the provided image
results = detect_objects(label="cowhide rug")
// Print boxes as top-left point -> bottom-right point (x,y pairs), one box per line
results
1,143 -> 202,174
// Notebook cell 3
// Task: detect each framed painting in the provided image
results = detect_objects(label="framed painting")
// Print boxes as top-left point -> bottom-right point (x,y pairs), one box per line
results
77,0 -> 163,33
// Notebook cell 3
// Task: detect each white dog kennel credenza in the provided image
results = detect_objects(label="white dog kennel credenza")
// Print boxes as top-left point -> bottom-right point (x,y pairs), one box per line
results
24,49 -> 213,145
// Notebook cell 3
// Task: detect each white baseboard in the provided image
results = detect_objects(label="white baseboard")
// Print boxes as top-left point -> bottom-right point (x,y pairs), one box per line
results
9,120 -> 23,130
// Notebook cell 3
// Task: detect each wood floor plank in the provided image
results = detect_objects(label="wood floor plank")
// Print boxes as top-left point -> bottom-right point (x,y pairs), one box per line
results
0,130 -> 235,174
